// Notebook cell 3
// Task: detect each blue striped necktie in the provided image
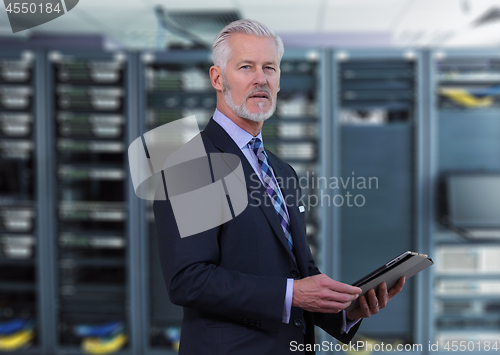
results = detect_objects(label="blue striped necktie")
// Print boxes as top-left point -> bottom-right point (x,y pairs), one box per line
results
249,138 -> 293,251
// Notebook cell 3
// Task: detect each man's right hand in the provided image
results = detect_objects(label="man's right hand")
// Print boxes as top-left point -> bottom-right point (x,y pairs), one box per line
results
292,274 -> 362,313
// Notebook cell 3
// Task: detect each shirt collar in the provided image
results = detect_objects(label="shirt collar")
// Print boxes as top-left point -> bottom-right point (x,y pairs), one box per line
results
212,109 -> 263,150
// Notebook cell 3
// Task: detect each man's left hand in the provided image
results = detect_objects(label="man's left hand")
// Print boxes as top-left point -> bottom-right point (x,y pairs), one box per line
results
345,276 -> 405,320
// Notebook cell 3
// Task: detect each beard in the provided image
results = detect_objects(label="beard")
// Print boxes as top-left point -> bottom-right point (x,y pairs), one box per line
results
222,77 -> 276,122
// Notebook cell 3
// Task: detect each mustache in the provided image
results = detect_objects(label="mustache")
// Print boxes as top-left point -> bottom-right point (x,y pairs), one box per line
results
246,86 -> 272,99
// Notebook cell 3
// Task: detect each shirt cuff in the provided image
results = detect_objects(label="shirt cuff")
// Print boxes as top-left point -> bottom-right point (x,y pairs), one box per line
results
341,310 -> 361,334
282,278 -> 294,323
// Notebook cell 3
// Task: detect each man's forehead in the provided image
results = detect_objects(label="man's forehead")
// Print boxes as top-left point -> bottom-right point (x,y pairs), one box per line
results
227,34 -> 279,62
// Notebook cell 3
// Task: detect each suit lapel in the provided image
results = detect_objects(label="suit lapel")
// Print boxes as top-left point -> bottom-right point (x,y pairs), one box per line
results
203,119 -> 298,265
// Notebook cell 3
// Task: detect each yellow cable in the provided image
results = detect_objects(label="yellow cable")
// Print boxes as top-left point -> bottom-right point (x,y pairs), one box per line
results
0,330 -> 34,351
81,333 -> 127,354
439,88 -> 493,108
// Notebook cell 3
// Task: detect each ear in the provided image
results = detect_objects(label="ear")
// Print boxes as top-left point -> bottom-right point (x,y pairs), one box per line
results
277,66 -> 281,93
209,66 -> 224,91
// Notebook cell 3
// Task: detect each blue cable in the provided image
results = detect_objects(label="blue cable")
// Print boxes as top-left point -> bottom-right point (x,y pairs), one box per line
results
0,318 -> 29,335
74,321 -> 124,338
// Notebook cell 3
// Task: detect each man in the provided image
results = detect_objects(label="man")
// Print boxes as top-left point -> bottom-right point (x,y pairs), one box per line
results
153,19 -> 405,354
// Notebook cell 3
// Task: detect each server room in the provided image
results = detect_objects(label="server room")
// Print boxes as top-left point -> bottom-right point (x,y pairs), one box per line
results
1,0 -> 500,354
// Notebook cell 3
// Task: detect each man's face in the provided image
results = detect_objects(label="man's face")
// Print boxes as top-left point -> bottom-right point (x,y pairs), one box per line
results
221,33 -> 280,122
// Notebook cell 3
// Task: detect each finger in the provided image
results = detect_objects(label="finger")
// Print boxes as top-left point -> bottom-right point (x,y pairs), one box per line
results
326,290 -> 360,303
346,300 -> 364,320
358,294 -> 371,317
319,290 -> 355,307
329,280 -> 362,295
323,300 -> 352,313
378,282 -> 388,309
399,276 -> 406,288
388,276 -> 406,300
367,289 -> 379,312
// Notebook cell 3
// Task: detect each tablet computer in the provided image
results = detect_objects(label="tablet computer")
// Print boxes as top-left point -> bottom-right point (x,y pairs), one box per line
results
345,251 -> 433,312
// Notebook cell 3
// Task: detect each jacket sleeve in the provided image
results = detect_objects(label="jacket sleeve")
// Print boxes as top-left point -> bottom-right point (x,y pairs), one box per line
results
303,242 -> 362,342
153,197 -> 287,333
292,168 -> 362,343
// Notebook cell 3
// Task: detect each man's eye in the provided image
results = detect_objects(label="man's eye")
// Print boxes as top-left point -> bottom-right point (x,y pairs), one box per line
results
265,66 -> 276,71
240,65 -> 250,69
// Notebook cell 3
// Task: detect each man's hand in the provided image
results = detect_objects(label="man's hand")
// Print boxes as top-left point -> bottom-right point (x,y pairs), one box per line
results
346,276 -> 405,320
292,274 -> 362,313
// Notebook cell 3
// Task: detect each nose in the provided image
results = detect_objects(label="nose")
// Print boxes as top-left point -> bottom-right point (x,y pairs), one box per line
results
253,67 -> 266,86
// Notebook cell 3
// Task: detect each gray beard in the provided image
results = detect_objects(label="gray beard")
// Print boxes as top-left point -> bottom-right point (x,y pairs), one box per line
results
222,78 -> 276,122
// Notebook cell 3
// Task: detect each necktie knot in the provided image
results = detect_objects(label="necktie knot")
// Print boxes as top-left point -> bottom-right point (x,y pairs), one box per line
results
249,137 -> 263,157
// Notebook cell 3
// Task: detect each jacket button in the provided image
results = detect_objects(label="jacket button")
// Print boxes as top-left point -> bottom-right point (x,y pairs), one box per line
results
255,321 -> 262,328
290,269 -> 299,278
294,319 -> 303,327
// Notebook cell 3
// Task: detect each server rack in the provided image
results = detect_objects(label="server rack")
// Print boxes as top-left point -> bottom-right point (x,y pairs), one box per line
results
138,49 -> 325,354
8,45 -> 500,354
329,49 -> 427,348
139,50 -> 213,355
266,49 -> 323,259
47,50 -> 132,354
431,49 -> 500,352
0,50 -> 39,353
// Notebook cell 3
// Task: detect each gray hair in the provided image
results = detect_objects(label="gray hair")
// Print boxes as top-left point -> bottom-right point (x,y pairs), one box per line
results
212,19 -> 284,72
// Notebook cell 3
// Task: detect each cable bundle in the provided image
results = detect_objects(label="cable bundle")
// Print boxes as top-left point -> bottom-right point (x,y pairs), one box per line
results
74,321 -> 127,354
0,318 -> 34,351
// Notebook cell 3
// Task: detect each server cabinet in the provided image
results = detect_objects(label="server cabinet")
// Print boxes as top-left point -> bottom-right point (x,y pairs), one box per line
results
266,49 -> 323,259
139,50 -> 213,355
139,49 -> 324,354
0,50 -> 39,353
432,49 -> 500,350
47,51 -> 131,354
331,49 -> 424,346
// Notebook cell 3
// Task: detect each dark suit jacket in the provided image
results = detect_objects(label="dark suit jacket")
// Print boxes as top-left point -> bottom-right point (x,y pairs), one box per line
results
153,118 -> 361,354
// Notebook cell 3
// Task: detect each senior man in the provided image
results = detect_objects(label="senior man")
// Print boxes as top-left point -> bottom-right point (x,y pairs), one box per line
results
153,19 -> 405,355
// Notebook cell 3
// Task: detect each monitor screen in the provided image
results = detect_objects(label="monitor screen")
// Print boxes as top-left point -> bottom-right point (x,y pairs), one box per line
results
447,174 -> 500,228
